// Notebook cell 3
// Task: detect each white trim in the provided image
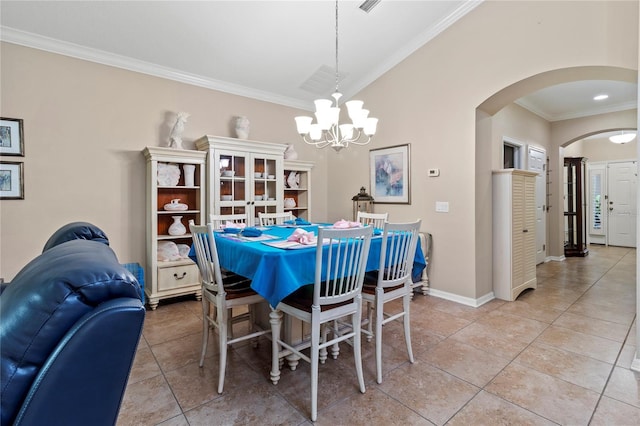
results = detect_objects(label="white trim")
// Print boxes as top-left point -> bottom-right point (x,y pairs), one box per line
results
545,255 -> 566,262
0,26 -> 309,110
631,355 -> 640,373
502,136 -> 526,169
427,288 -> 495,308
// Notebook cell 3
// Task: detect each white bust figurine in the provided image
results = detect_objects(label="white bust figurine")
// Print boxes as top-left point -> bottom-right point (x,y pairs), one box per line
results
169,112 -> 190,149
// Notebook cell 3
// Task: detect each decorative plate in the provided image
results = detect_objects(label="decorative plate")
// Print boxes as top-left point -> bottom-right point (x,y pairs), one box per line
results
158,163 -> 180,186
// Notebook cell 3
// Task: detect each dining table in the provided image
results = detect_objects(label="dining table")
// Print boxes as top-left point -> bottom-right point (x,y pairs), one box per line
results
193,223 -> 427,308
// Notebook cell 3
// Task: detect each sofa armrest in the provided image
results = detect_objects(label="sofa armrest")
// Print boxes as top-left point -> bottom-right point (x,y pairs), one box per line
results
12,298 -> 145,426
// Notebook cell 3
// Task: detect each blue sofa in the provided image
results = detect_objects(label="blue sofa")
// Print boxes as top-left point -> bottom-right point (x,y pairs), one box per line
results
0,222 -> 145,426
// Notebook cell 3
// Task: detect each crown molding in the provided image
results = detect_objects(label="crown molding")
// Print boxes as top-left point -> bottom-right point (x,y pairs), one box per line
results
0,26 -> 309,110
344,0 -> 484,100
516,97 -> 637,122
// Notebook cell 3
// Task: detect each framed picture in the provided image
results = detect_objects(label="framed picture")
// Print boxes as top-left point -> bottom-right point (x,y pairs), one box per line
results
0,118 -> 24,156
0,161 -> 24,200
369,144 -> 410,204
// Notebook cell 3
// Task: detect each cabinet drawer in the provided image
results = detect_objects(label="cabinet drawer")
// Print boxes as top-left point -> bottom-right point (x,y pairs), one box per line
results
158,263 -> 200,291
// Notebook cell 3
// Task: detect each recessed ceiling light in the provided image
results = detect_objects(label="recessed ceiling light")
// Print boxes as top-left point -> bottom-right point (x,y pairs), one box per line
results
593,94 -> 609,101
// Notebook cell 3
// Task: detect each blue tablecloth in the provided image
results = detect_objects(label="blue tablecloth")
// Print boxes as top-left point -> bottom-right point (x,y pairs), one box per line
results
191,225 -> 426,308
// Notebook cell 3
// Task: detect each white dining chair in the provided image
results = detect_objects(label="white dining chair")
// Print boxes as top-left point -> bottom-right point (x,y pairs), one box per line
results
361,219 -> 421,384
190,223 -> 270,394
356,211 -> 388,229
258,211 -> 294,226
270,226 -> 373,422
209,212 -> 250,229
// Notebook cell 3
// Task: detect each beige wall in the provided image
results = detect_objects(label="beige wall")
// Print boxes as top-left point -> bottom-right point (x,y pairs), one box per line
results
326,0 -> 638,301
1,1 -> 638,306
0,43 -> 329,280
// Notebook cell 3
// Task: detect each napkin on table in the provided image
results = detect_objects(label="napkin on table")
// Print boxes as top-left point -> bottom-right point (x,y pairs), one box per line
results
332,219 -> 363,229
284,217 -> 312,226
241,227 -> 263,237
287,228 -> 317,245
222,221 -> 246,229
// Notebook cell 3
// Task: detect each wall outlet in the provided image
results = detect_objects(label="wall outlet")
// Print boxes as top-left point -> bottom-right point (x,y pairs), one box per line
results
428,168 -> 440,177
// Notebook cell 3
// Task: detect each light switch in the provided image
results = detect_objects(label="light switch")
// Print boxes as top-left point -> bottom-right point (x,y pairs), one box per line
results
435,201 -> 449,212
428,168 -> 440,177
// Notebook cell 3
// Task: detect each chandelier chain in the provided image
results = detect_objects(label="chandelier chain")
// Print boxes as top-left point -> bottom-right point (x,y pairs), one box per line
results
293,0 -> 378,152
335,0 -> 339,94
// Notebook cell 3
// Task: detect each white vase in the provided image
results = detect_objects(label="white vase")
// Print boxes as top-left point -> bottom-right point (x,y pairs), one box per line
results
168,216 -> 186,236
183,164 -> 195,186
234,116 -> 250,139
164,198 -> 188,211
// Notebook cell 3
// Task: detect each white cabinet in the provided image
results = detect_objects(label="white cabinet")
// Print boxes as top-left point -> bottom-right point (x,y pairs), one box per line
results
492,169 -> 538,301
284,160 -> 314,221
143,147 -> 206,309
196,136 -> 287,225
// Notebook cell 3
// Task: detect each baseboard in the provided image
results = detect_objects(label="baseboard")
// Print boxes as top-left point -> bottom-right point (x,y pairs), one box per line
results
631,356 -> 640,373
427,287 -> 495,308
545,255 -> 565,262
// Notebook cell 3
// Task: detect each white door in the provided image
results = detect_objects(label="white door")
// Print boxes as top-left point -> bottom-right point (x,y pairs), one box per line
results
528,146 -> 546,264
608,161 -> 637,247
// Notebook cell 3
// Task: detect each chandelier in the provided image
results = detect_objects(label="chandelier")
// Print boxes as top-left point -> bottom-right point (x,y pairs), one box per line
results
609,130 -> 637,144
294,0 -> 378,152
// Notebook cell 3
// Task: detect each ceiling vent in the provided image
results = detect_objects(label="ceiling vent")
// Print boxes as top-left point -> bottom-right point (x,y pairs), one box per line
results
359,0 -> 381,13
300,65 -> 348,95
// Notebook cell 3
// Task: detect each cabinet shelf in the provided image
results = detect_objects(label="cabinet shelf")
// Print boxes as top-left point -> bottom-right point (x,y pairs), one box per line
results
157,233 -> 193,240
196,135 -> 287,225
144,146 -> 206,310
158,210 -> 199,214
284,160 -> 314,222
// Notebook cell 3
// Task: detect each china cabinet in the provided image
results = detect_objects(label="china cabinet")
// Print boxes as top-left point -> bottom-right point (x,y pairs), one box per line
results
564,157 -> 589,257
143,147 -> 206,309
492,169 -> 538,301
284,160 -> 314,221
195,136 -> 287,225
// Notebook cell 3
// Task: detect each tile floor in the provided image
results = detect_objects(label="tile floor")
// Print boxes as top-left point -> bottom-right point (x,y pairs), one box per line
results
118,245 -> 640,425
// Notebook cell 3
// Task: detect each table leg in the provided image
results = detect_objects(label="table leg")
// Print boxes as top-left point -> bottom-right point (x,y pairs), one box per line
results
269,308 -> 282,385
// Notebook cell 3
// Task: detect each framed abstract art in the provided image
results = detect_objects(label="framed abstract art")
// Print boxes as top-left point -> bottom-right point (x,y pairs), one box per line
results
369,144 -> 410,204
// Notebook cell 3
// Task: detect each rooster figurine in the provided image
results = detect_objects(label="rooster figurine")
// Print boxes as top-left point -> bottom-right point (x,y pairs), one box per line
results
169,112 -> 190,149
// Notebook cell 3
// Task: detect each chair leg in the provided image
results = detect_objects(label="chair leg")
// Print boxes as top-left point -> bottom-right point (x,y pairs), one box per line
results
217,301 -> 228,394
353,306 -> 366,394
227,307 -> 234,340
249,305 -> 259,348
269,309 -> 282,385
375,295 -> 384,384
366,301 -> 374,342
199,296 -> 210,367
330,320 -> 340,360
319,324 -> 328,364
403,290 -> 414,364
310,318 -> 321,422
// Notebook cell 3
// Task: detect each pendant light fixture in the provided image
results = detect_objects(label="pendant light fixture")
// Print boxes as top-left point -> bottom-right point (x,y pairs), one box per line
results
294,0 -> 378,152
609,130 -> 637,144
